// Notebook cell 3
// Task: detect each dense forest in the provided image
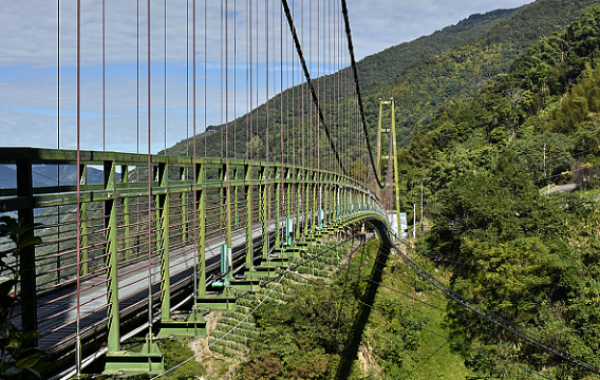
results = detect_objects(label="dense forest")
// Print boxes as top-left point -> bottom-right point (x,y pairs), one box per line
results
205,2 -> 600,379
165,0 -> 598,175
13,0 -> 600,379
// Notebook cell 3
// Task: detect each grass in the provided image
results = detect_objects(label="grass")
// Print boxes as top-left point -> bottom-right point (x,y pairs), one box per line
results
411,297 -> 469,380
582,186 -> 600,197
371,249 -> 469,380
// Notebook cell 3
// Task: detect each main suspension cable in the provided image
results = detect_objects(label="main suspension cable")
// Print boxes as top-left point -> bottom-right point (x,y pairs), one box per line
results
281,0 -> 347,176
340,0 -> 385,189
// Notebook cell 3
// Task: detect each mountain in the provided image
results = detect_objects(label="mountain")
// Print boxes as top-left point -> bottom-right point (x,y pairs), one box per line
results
0,164 -> 110,189
162,4 -> 524,161
404,3 -> 600,198
355,8 -> 522,89
367,0 -> 600,148
163,0 -> 599,179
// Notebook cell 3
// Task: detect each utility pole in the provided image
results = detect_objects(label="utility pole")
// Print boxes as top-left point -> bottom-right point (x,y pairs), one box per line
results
420,177 -> 431,232
544,142 -> 550,195
413,204 -> 416,238
543,142 -> 546,179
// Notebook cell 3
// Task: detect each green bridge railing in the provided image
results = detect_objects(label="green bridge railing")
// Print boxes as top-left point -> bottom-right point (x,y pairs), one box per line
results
0,147 -> 388,377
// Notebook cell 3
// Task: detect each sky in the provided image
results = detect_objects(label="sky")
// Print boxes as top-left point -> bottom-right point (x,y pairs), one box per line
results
0,0 -> 534,154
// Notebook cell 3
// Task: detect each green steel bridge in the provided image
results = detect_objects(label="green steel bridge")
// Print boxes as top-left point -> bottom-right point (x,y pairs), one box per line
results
0,147 -> 391,378
3,1 -> 599,379
0,0 -> 406,378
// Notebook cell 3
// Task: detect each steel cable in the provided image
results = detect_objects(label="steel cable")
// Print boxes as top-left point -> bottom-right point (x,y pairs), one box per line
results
301,243 -> 531,345
281,0 -> 347,176
386,238 -> 600,375
340,0 -> 386,189
288,270 -> 555,380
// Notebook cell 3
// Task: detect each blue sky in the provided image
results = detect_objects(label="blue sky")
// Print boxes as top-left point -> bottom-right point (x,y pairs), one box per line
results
0,0 -> 533,154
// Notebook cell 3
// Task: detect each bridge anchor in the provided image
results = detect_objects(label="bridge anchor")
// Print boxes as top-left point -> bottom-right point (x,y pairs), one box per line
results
229,270 -> 264,291
157,309 -> 207,339
104,334 -> 164,376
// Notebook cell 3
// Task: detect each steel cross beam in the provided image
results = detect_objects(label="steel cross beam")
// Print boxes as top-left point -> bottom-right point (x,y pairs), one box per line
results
0,147 -> 388,378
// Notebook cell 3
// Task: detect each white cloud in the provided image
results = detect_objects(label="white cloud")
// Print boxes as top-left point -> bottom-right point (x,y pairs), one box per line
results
346,0 -> 533,60
0,0 -> 534,153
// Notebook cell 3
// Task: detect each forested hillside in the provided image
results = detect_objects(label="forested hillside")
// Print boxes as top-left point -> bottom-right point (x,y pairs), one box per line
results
151,1 -> 600,379
404,3 -> 600,209
395,4 -> 600,379
353,8 -> 520,88
163,2 -> 523,161
165,0 -> 598,181
366,0 -> 599,148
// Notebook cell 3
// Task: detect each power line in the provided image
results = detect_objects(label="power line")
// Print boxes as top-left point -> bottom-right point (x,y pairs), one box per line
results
387,238 -> 600,375
0,176 -> 17,187
288,270 -> 555,380
533,165 -> 592,182
304,244 -> 501,337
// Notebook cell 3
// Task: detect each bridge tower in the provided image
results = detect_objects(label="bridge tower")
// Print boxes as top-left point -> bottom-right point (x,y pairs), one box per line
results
375,99 -> 402,237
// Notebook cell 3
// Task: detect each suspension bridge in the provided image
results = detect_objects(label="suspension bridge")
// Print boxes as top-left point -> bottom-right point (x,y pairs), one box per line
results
0,1 -> 400,378
6,1 -> 597,379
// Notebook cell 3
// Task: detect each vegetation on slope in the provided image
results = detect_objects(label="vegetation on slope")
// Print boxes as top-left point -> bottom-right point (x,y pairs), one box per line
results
231,239 -> 468,380
354,8 -> 521,88
422,156 -> 600,379
162,2 -> 526,165
394,4 -> 600,379
368,0 -> 599,149
403,4 -> 600,211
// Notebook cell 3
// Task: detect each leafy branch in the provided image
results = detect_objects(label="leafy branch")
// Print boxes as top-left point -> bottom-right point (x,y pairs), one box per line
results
0,216 -> 48,379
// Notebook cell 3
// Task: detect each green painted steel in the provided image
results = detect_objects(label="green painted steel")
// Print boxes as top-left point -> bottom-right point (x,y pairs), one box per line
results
0,147 -> 388,378
260,166 -> 268,258
157,163 -> 171,321
375,99 -> 402,234
181,190 -> 187,246
391,99 -> 402,237
295,171 -> 302,239
197,163 -> 207,298
123,165 -> 132,261
275,167 -> 282,247
376,101 -> 385,181
79,165 -> 89,276
104,160 -> 121,353
245,163 -> 254,271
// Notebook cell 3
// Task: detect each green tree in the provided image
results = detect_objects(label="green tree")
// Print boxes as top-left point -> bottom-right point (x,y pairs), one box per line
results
0,217 -> 48,379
